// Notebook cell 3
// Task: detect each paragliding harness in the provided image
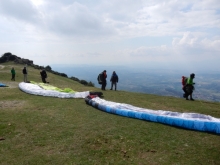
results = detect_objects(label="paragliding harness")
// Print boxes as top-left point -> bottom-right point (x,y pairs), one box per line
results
182,76 -> 188,98
97,73 -> 103,85
182,76 -> 188,88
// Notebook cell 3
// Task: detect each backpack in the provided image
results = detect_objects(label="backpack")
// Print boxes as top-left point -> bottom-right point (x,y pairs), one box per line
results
111,74 -> 118,82
97,73 -> 103,84
182,76 -> 188,86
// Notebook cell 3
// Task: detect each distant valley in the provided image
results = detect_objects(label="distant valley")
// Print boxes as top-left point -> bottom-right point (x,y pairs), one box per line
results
52,65 -> 220,102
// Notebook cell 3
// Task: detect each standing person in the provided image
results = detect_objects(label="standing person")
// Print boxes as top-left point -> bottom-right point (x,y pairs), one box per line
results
110,71 -> 119,91
185,73 -> 195,101
40,69 -> 48,83
11,67 -> 16,81
101,70 -> 107,90
22,66 -> 27,82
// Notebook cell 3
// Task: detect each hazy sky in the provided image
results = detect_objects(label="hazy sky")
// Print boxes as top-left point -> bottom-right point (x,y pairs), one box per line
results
0,0 -> 220,71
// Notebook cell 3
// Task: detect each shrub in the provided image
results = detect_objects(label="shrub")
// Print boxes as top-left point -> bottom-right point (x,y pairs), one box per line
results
0,56 -> 7,63
87,81 -> 94,87
60,73 -> 68,77
45,65 -> 52,71
80,80 -> 88,85
70,77 -> 79,82
9,55 -> 17,61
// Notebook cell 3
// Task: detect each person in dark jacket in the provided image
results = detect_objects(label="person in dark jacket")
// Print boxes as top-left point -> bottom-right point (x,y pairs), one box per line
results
23,66 -> 27,82
101,70 -> 107,90
185,73 -> 195,101
110,71 -> 119,91
40,69 -> 48,83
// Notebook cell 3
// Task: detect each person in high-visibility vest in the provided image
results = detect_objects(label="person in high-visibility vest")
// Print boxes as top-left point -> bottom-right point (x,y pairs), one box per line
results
185,73 -> 195,101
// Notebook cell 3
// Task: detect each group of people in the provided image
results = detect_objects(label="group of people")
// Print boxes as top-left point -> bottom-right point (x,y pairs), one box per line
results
99,70 -> 196,101
98,70 -> 119,91
10,66 -> 48,83
11,66 -> 196,100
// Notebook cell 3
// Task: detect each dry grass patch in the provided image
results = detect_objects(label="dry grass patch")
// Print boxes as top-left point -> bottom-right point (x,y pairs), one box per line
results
0,81 -> 19,88
0,64 -> 5,69
0,100 -> 26,109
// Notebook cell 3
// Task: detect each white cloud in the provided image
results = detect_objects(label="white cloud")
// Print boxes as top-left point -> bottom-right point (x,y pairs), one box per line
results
30,0 -> 44,7
44,2 -> 116,40
172,32 -> 198,47
173,32 -> 220,52
0,0 -> 40,23
0,0 -> 219,71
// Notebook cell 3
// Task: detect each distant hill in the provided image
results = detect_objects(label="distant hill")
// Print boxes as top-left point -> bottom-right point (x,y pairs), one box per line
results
0,52 -> 94,87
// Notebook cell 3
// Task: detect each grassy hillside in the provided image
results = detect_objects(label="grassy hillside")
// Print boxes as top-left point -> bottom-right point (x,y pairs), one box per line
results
0,62 -> 220,165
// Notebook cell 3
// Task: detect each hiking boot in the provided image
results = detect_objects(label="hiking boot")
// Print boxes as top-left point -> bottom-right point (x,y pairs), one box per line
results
183,94 -> 186,98
110,89 -> 112,90
190,98 -> 194,101
186,97 -> 189,100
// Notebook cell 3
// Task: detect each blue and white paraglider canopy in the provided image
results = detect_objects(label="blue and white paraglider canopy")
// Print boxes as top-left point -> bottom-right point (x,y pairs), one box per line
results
85,96 -> 220,134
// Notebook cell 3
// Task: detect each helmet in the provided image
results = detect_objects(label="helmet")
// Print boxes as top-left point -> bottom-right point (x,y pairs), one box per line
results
190,73 -> 195,78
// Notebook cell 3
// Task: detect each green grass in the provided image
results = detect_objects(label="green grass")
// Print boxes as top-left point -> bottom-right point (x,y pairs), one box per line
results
0,62 -> 220,165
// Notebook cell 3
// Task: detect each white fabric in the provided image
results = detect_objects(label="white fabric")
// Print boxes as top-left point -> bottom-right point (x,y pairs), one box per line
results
19,82 -> 90,98
92,97 -> 220,122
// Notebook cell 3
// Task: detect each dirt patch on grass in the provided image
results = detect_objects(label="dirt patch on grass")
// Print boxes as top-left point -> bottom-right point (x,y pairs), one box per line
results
0,100 -> 26,109
0,81 -> 19,88
0,65 -> 5,69
0,65 -> 8,73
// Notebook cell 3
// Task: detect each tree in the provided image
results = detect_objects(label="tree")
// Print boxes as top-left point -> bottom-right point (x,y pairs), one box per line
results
45,65 -> 52,71
80,80 -> 88,85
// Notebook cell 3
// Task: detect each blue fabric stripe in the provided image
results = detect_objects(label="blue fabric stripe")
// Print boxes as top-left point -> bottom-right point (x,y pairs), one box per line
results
86,98 -> 220,134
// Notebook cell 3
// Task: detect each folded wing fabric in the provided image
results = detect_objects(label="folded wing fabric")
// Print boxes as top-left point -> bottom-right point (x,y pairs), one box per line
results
19,82 -> 89,98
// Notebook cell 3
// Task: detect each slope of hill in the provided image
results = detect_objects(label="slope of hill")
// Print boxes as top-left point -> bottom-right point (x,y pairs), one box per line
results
0,62 -> 220,165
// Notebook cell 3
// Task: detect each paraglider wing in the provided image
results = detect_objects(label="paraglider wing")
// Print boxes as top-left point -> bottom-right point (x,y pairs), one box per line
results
85,96 -> 220,134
